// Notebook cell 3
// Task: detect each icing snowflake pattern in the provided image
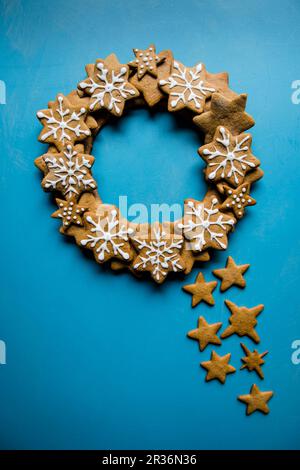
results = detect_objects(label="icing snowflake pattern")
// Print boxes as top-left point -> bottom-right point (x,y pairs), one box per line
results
159,61 -> 215,112
81,208 -> 134,263
79,61 -> 138,115
199,126 -> 260,187
42,145 -> 96,199
178,196 -> 235,252
37,94 -> 90,150
131,225 -> 184,283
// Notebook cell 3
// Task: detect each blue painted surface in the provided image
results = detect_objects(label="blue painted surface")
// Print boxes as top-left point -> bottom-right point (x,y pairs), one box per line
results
0,0 -> 300,450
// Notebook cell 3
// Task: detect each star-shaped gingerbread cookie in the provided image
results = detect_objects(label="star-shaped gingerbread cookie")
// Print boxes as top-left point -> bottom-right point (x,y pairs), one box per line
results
129,44 -> 166,79
240,343 -> 268,379
183,272 -> 217,307
220,183 -> 256,219
187,316 -> 222,351
201,351 -> 236,384
193,93 -> 255,143
221,300 -> 264,343
52,197 -> 87,232
213,256 -> 250,292
238,384 -> 273,415
78,54 -> 139,116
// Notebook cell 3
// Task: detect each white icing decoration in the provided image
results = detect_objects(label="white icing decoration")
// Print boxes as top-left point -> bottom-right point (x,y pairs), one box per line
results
81,209 -> 133,261
132,227 -> 183,282
37,95 -> 90,145
43,145 -> 96,198
159,61 -> 215,110
178,198 -> 235,251
80,63 -> 136,114
203,127 -> 257,185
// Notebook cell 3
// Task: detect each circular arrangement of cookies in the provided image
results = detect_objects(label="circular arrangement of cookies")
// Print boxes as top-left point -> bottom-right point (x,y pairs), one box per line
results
34,44 -> 263,284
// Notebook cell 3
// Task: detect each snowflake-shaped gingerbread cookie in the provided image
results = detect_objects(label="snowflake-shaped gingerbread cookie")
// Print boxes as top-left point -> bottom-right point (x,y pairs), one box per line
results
80,206 -> 134,263
199,126 -> 260,187
78,54 -> 139,116
159,61 -> 215,113
131,223 -> 185,283
177,194 -> 235,252
41,144 -> 96,199
37,94 -> 91,151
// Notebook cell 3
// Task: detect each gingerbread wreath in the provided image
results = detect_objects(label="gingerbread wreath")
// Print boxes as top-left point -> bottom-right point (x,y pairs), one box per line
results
34,45 -> 263,284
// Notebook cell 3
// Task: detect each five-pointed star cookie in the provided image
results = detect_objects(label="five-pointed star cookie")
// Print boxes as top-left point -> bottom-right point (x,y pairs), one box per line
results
213,256 -> 250,292
201,351 -> 236,384
193,93 -> 255,143
37,94 -> 91,151
182,272 -> 217,307
220,183 -> 256,219
198,126 -> 260,187
240,343 -> 268,379
221,300 -> 264,343
129,44 -> 166,79
238,384 -> 273,415
187,316 -> 222,351
159,61 -> 216,113
78,54 -> 139,116
52,197 -> 87,232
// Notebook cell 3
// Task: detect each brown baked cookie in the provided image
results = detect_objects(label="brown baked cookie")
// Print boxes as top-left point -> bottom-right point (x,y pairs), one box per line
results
52,197 -> 88,233
213,256 -> 250,292
181,244 -> 210,274
187,316 -> 222,351
198,126 -> 260,187
201,351 -> 236,384
159,60 -> 216,113
220,183 -> 256,219
182,272 -> 217,307
240,343 -> 268,379
238,384 -> 273,415
204,69 -> 237,111
78,54 -> 139,116
193,93 -> 255,143
221,300 -> 264,343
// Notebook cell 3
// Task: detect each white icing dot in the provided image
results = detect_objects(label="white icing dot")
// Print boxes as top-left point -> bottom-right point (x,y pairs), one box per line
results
238,211 -> 242,216
70,202 -> 74,206
73,216 -> 77,220
120,66 -> 127,74
80,107 -> 86,113
248,198 -> 252,203
237,204 -> 241,209
226,203 -> 230,207
236,198 -> 240,202
228,190 -> 232,195
233,194 -> 237,199
59,203 -> 63,207
139,53 -> 143,57
212,198 -> 218,204
242,198 -> 245,203
242,187 -> 247,192
67,216 -> 71,220
232,201 -> 235,205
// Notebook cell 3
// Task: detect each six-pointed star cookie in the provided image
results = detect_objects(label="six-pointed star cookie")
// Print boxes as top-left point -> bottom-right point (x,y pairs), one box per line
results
182,272 -> 217,307
213,256 -> 250,292
198,126 -> 260,187
52,197 -> 87,232
193,93 -> 255,143
159,61 -> 215,113
37,94 -> 91,151
238,384 -> 273,415
201,351 -> 236,384
220,183 -> 256,219
129,44 -> 165,79
78,54 -> 139,116
240,343 -> 268,379
221,300 -> 264,343
187,316 -> 222,351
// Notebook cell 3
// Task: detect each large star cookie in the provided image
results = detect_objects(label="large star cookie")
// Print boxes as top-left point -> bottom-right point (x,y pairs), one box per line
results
183,272 -> 217,307
221,300 -> 264,343
187,316 -> 222,351
213,256 -> 250,292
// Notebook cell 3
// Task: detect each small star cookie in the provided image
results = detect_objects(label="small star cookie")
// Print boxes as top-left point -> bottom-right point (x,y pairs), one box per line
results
52,197 -> 87,232
187,316 -> 222,351
159,61 -> 215,113
238,384 -> 273,415
193,93 -> 255,143
240,343 -> 268,379
213,256 -> 250,292
198,126 -> 260,187
78,54 -> 139,116
182,272 -> 217,307
220,183 -> 256,219
221,300 -> 264,344
129,44 -> 166,79
201,351 -> 236,384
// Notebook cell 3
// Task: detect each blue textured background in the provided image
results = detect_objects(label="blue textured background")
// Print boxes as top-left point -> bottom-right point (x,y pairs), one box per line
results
0,0 -> 300,450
